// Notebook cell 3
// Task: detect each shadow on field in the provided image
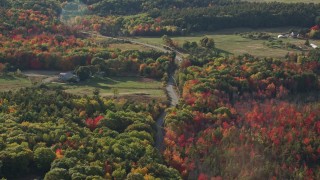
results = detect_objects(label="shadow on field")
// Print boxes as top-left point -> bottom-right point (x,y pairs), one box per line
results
63,76 -> 160,90
1,75 -> 17,80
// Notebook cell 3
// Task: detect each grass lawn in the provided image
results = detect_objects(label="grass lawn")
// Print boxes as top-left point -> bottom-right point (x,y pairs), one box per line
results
51,76 -> 165,98
242,0 -> 319,3
135,27 -> 320,58
132,37 -> 164,46
0,76 -> 32,92
108,43 -> 153,51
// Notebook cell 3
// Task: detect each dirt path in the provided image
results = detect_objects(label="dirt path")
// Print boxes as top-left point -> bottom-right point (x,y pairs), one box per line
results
22,70 -> 68,83
22,70 -> 60,77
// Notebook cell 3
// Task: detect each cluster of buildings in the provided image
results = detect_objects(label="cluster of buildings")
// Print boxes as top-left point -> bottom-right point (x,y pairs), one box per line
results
277,32 -> 300,39
278,32 -> 318,49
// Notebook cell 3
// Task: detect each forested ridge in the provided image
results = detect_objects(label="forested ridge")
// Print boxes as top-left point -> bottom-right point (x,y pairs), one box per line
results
71,0 -> 320,36
1,0 -> 319,36
157,2 -> 320,32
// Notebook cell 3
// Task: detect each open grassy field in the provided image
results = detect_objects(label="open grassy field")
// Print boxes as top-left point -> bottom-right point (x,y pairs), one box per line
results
0,76 -> 32,92
135,27 -> 320,58
108,43 -> 153,51
242,0 -> 319,3
0,74 -> 165,102
51,76 -> 165,98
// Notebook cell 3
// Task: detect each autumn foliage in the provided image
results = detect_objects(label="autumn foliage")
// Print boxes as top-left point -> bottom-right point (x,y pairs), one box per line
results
86,115 -> 104,130
164,54 -> 320,179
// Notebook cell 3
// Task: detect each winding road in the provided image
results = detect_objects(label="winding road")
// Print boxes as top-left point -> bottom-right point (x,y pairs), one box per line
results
120,37 -> 181,151
155,72 -> 180,151
125,37 -> 182,151
83,32 -> 181,151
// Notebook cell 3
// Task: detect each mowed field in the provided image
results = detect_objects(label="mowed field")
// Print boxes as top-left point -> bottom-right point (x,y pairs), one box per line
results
0,76 -> 32,92
135,27 -> 320,58
242,0 -> 319,3
108,43 -> 153,51
0,75 -> 165,102
51,76 -> 165,98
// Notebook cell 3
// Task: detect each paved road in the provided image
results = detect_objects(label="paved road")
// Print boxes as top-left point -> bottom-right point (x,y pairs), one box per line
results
84,32 -> 181,151
155,73 -> 180,151
127,37 -> 182,150
123,37 -> 182,150
125,36 -> 182,150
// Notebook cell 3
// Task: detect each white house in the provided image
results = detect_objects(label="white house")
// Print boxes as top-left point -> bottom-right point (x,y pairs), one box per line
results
310,43 -> 318,49
290,32 -> 295,37
58,72 -> 79,82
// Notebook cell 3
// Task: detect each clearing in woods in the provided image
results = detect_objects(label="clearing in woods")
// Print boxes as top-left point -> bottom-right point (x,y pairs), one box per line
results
50,76 -> 165,98
0,73 -> 165,103
108,43 -> 153,51
135,27 -> 320,58
0,76 -> 32,92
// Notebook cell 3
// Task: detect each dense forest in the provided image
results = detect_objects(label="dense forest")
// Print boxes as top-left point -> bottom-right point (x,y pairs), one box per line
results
2,0 -> 319,36
0,7 -> 174,77
60,1 -> 320,36
163,42 -> 320,179
0,0 -> 320,179
157,3 -> 320,32
0,86 -> 180,179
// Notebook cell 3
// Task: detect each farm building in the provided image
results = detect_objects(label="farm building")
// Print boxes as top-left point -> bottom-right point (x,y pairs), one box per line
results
278,35 -> 286,38
310,43 -> 318,49
58,72 -> 80,82
278,32 -> 298,39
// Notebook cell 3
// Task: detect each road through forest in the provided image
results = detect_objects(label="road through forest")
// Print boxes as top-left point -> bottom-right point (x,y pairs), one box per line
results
124,37 -> 181,151
155,72 -> 180,151
123,37 -> 181,151
84,32 -> 181,151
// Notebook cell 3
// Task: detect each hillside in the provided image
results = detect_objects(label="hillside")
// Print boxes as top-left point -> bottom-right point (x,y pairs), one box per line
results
0,0 -> 320,179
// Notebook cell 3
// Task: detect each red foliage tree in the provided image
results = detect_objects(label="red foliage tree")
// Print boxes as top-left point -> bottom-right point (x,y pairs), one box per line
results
86,115 -> 104,130
198,173 -> 209,180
